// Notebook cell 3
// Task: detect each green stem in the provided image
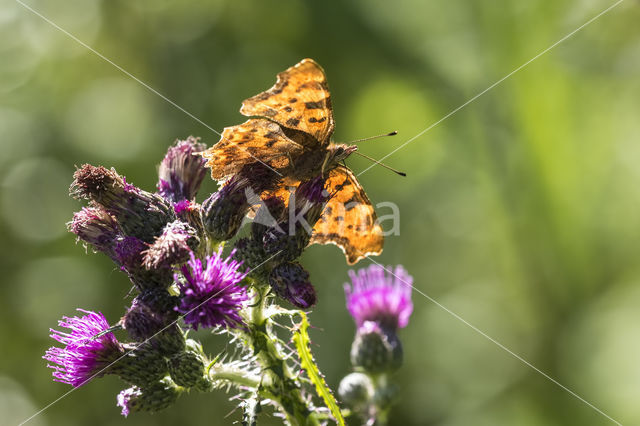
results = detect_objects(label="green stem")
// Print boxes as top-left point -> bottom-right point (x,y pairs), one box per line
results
248,284 -> 320,426
208,366 -> 260,389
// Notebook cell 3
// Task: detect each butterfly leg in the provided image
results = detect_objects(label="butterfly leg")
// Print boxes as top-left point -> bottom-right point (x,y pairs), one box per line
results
320,151 -> 331,178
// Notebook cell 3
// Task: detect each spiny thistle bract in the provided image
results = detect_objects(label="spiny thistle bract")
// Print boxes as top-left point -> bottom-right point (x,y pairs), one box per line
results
44,135 -> 412,426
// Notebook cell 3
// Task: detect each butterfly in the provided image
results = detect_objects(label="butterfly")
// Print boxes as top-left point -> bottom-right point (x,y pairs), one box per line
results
201,58 -> 383,264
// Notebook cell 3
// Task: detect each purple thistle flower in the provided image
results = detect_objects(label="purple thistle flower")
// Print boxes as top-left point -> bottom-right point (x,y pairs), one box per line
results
117,386 -> 141,417
344,265 -> 413,330
116,378 -> 181,417
44,309 -> 123,387
173,199 -> 191,215
175,249 -> 249,330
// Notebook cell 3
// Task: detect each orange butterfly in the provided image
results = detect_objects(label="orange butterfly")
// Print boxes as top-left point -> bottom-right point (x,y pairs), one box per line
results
202,59 -> 383,264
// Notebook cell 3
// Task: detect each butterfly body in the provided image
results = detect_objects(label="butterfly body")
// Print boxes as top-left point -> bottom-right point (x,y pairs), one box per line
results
286,143 -> 357,182
202,59 -> 383,264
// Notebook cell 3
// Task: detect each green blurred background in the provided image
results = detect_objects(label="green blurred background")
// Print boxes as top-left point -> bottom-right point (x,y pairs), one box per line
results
2,0 -> 640,424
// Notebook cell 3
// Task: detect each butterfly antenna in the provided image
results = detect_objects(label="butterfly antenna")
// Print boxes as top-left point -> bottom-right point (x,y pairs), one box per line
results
343,131 -> 398,144
353,151 -> 406,177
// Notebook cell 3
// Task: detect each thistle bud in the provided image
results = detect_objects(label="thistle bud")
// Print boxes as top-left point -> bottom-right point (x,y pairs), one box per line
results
122,297 -> 183,354
69,204 -> 173,289
157,137 -> 208,203
68,206 -> 120,255
121,298 -> 165,342
117,377 -> 182,417
292,176 -> 328,226
202,178 -> 249,242
202,163 -> 278,242
251,195 -> 286,241
338,372 -> 374,409
138,288 -> 179,314
262,177 -> 328,263
350,321 -> 403,374
372,383 -> 399,410
114,342 -> 168,386
233,237 -> 269,279
173,200 -> 206,237
113,235 -> 147,271
168,350 -> 206,388
111,235 -> 177,292
268,262 -> 317,308
70,164 -> 174,242
149,323 -> 186,356
142,220 -> 199,270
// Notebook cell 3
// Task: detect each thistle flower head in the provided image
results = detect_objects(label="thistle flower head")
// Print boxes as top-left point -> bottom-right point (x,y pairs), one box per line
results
68,205 -> 120,255
202,177 -> 250,242
142,220 -> 199,270
175,249 -> 249,330
69,164 -> 123,201
70,164 -> 174,243
44,309 -> 123,387
202,163 -> 279,242
345,265 -> 413,330
351,320 -> 403,373
252,195 -> 286,241
117,377 -> 181,417
269,262 -> 317,308
157,137 -> 208,203
113,235 -> 147,270
122,298 -> 165,341
117,386 -> 141,417
262,177 -> 329,263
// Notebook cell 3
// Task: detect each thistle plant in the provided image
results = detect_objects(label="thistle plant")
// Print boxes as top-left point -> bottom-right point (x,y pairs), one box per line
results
44,136 -> 413,425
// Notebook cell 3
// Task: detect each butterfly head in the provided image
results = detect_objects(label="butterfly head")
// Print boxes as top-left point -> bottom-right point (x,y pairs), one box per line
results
329,144 -> 358,164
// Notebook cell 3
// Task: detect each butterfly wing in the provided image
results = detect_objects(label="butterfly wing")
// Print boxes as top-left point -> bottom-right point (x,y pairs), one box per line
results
240,58 -> 335,146
311,165 -> 383,264
202,118 -> 304,180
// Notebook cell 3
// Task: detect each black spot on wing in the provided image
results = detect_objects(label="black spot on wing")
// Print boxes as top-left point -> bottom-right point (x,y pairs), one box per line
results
334,178 -> 351,192
271,80 -> 288,95
308,117 -> 327,123
305,101 -> 324,109
286,118 -> 300,127
344,195 -> 359,210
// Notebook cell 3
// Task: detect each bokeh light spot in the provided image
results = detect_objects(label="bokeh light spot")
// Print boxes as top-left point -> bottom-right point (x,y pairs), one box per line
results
65,78 -> 158,161
13,256 -> 106,332
1,157 -> 74,242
